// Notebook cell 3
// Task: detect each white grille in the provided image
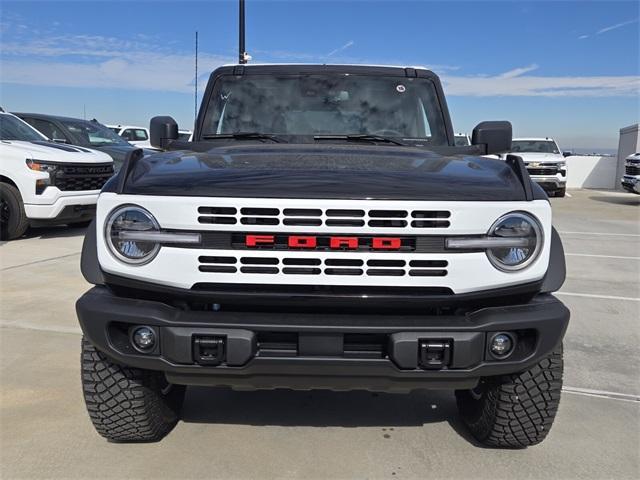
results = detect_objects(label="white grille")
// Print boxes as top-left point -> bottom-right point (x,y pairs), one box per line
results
198,206 -> 451,229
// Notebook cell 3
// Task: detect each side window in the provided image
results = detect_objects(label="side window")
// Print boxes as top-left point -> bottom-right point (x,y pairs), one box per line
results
121,129 -> 135,141
25,118 -> 66,142
133,129 -> 148,141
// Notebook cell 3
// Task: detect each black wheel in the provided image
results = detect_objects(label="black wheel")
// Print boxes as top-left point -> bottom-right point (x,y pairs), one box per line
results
555,188 -> 566,198
455,346 -> 563,448
81,337 -> 186,442
0,183 -> 29,240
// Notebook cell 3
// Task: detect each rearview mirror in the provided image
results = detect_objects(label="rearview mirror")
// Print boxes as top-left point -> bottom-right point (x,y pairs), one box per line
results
150,116 -> 179,150
471,121 -> 512,155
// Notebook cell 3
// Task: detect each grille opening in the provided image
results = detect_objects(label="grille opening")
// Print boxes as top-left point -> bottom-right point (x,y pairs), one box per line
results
411,220 -> 451,228
367,269 -> 405,276
240,207 -> 279,216
282,258 -> 321,266
367,259 -> 406,267
409,260 -> 448,268
325,268 -> 363,276
369,210 -> 407,218
325,259 -> 363,267
282,267 -> 321,275
412,211 -> 450,219
368,219 -> 408,228
257,332 -> 298,357
343,334 -> 387,359
325,219 -> 366,227
283,208 -> 322,217
283,218 -> 323,226
240,266 -> 279,274
199,265 -> 237,273
326,209 -> 365,217
199,256 -> 236,264
240,257 -> 279,265
198,216 -> 237,224
198,207 -> 237,215
241,217 -> 279,225
409,269 -> 448,277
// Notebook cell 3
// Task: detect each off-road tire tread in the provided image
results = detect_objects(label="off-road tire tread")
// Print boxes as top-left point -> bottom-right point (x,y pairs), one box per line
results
0,183 -> 29,240
456,346 -> 563,448
81,338 -> 184,442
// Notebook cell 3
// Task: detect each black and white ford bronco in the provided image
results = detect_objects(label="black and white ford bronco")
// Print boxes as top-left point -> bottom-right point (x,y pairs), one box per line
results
77,64 -> 569,448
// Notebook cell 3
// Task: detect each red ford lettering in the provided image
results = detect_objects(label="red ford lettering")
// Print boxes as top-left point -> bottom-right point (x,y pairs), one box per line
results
372,237 -> 402,250
329,237 -> 359,249
246,235 -> 275,247
288,236 -> 317,248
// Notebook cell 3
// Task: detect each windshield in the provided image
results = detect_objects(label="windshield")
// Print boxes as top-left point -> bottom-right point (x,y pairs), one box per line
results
0,114 -> 44,141
202,74 -> 448,144
59,119 -> 129,147
511,140 -> 559,154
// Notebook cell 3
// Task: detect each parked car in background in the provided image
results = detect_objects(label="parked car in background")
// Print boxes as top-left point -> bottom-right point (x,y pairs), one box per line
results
0,111 -> 113,240
454,133 -> 470,146
107,125 -> 152,148
621,152 -> 640,194
178,129 -> 193,141
13,113 -> 152,172
509,138 -> 567,197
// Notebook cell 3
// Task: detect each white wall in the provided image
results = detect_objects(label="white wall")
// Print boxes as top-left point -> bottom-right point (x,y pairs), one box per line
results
566,155 -> 618,189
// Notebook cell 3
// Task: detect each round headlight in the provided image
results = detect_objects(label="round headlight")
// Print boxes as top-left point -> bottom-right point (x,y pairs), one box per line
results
486,212 -> 543,272
105,205 -> 160,265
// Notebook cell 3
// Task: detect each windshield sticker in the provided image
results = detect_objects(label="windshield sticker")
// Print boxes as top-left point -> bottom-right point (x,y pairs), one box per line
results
396,84 -> 406,93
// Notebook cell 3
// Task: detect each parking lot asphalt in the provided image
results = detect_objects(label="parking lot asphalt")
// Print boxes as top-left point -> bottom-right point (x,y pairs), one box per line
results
1,189 -> 638,479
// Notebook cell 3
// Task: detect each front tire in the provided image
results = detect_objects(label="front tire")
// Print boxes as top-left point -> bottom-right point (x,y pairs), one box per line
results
0,183 -> 29,240
81,337 -> 185,442
456,346 -> 563,448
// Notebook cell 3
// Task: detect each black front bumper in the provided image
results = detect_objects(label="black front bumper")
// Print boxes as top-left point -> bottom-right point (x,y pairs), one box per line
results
77,286 -> 569,392
29,204 -> 96,227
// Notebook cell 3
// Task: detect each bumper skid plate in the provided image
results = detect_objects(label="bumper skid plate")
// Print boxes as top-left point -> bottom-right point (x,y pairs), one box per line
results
77,286 -> 569,392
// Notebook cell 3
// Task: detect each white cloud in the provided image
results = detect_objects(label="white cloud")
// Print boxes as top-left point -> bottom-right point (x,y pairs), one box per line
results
1,32 -> 638,98
577,17 -> 638,39
327,40 -> 355,57
596,18 -> 638,35
442,67 -> 639,97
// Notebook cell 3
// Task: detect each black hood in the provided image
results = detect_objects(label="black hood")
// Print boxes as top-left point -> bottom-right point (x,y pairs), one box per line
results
115,144 -> 528,201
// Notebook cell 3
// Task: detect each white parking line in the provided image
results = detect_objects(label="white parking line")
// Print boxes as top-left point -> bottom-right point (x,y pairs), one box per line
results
565,192 -> 572,198
559,231 -> 640,237
566,253 -> 640,260
556,292 -> 640,302
563,386 -> 640,403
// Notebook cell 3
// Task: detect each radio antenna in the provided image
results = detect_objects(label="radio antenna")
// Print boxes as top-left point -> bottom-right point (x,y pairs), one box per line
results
239,0 -> 250,64
194,30 -> 198,124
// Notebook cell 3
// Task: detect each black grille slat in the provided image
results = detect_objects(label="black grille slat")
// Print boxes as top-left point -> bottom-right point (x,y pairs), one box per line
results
367,269 -> 405,276
198,265 -> 237,273
240,257 -> 279,265
325,259 -> 363,266
283,209 -> 322,217
409,269 -> 448,277
626,165 -> 640,175
240,266 -> 279,274
282,267 -> 321,275
198,216 -> 237,225
325,219 -> 365,227
283,258 -> 321,266
240,208 -> 279,216
368,210 -> 407,218
241,217 -> 279,225
411,220 -> 450,228
367,259 -> 406,267
326,209 -> 365,217
283,218 -> 322,226
368,219 -> 408,228
199,256 -> 237,264
198,207 -> 237,215
412,211 -> 450,219
528,168 -> 558,176
325,268 -> 363,276
409,260 -> 448,268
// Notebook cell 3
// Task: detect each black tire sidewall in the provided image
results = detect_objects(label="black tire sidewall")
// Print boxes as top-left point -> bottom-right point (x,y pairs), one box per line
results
0,183 -> 28,240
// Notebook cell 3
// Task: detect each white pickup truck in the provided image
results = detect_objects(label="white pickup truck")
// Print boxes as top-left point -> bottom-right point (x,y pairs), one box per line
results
0,111 -> 114,240
509,138 -> 567,197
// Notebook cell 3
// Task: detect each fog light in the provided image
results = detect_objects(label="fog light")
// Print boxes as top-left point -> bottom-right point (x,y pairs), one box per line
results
132,326 -> 156,351
490,333 -> 514,358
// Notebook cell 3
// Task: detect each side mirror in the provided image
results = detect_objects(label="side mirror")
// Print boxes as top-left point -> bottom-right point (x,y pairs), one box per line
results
471,121 -> 512,155
562,151 -> 572,157
52,138 -> 69,144
150,116 -> 179,150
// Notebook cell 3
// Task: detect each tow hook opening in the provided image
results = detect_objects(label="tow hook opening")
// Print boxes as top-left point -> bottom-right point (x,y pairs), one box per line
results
193,336 -> 226,366
418,340 -> 452,370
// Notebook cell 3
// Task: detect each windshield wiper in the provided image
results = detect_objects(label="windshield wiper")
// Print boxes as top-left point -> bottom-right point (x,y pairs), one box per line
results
314,134 -> 407,146
201,132 -> 286,143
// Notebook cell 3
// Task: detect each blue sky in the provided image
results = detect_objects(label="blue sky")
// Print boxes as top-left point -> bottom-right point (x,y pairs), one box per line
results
1,0 -> 638,151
